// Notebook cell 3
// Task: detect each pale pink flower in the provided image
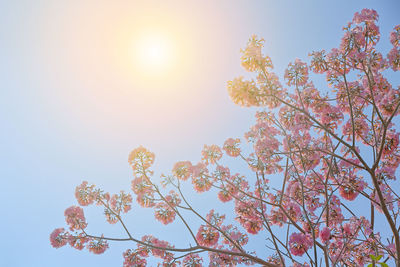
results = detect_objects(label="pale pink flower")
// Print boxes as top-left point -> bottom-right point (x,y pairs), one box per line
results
390,25 -> 400,47
201,144 -> 222,165
285,59 -> 309,87
196,225 -> 219,247
218,190 -> 232,202
128,146 -> 155,175
50,228 -> 68,248
64,206 -> 87,231
154,203 -> 176,225
87,237 -> 109,254
75,181 -> 95,206
223,138 -> 241,157
131,176 -> 152,195
182,253 -> 203,267
123,249 -> 147,267
309,50 -> 327,73
172,161 -> 192,181
190,163 -> 212,193
68,233 -> 89,250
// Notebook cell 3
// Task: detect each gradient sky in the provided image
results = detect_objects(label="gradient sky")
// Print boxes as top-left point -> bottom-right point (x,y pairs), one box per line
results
1,1 -> 399,266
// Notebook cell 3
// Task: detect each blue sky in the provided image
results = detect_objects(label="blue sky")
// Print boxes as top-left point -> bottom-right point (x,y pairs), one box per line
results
1,1 -> 399,266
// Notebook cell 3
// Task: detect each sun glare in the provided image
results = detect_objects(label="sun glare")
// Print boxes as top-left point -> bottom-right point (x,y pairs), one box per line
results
133,32 -> 175,77
113,14 -> 198,91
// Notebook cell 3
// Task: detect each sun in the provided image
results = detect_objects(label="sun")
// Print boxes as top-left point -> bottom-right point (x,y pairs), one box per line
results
113,18 -> 197,90
132,32 -> 175,77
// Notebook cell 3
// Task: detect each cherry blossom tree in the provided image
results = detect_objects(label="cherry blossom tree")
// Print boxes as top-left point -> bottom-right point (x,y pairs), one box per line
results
51,9 -> 400,267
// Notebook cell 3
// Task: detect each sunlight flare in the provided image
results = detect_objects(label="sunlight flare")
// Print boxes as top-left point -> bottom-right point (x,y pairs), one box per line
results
134,32 -> 174,73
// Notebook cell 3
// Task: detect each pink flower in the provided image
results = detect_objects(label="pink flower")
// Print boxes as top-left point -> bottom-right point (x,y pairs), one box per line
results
338,174 -> 366,201
319,227 -> 331,243
267,254 -> 284,265
268,209 -> 287,227
289,232 -> 313,256
235,199 -> 263,234
75,181 -> 95,206
164,191 -> 181,208
284,202 -> 301,222
196,225 -> 219,247
109,191 -> 132,214
68,233 -> 89,250
131,176 -> 153,196
243,220 -> 263,234
64,206 -> 87,231
139,235 -> 173,260
285,59 -> 309,86
172,161 -> 192,181
87,237 -> 109,254
217,190 -> 232,202
154,203 -> 176,225
128,146 -> 155,176
136,192 -> 155,208
387,243 -> 396,257
201,144 -> 222,165
123,249 -> 147,267
221,225 -> 249,246
383,130 -> 400,156
342,222 -> 352,236
206,209 -> 225,227
182,253 -> 203,267
371,184 -> 394,213
342,118 -> 369,141
352,9 -> 378,24
309,50 -> 327,74
190,163 -> 212,193
227,76 -> 262,107
390,25 -> 400,47
240,35 -> 272,72
223,138 -> 241,157
50,228 -> 68,248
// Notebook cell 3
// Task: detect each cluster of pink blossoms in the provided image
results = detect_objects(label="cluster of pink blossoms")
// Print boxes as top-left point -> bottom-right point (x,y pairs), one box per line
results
64,206 -> 87,231
222,138 -> 241,157
284,58 -> 309,86
50,206 -> 109,255
49,228 -> 68,248
196,225 -> 220,247
289,232 -> 313,256
201,144 -> 223,165
52,8 -> 400,267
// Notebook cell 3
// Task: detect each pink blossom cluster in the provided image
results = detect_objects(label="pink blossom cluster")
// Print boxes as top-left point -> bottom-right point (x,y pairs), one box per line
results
75,181 -> 96,206
201,144 -> 222,165
284,58 -> 309,86
132,235 -> 175,265
234,198 -> 263,234
190,162 -> 212,193
49,228 -> 68,248
128,146 -> 155,177
52,9 -> 400,267
87,237 -> 109,254
50,228 -> 109,255
222,138 -> 241,157
182,253 -> 203,267
196,225 -> 220,247
171,160 -> 192,181
64,206 -> 87,231
289,232 -> 313,256
123,249 -> 147,267
240,34 -> 272,72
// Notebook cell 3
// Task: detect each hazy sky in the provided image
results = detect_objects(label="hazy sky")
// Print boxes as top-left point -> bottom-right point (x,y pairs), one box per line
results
1,1 -> 399,266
